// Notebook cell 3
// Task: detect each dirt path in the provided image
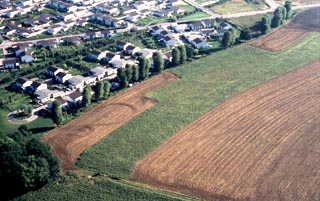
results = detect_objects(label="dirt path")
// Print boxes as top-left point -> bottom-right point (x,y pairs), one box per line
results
42,71 -> 178,173
131,60 -> 320,201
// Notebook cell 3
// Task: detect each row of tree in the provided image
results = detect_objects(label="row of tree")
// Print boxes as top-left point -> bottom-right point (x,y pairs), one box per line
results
260,0 -> 292,34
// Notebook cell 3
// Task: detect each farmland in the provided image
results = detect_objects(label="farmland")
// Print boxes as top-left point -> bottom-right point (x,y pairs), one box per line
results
275,0 -> 320,6
250,8 -> 320,51
131,59 -> 320,200
77,30 -> 320,181
42,72 -> 178,172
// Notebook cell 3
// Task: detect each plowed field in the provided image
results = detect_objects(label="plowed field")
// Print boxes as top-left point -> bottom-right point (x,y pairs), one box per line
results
249,25 -> 309,51
42,71 -> 178,172
250,8 -> 320,52
131,60 -> 320,200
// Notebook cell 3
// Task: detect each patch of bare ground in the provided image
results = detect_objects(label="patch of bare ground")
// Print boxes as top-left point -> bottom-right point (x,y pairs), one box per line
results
250,8 -> 320,51
42,71 -> 178,173
131,60 -> 320,201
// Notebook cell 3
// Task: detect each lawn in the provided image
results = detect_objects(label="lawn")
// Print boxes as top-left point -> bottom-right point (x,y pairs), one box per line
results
230,13 -> 274,29
137,16 -> 167,26
77,32 -> 320,179
210,0 -> 269,14
176,3 -> 197,12
178,12 -> 210,21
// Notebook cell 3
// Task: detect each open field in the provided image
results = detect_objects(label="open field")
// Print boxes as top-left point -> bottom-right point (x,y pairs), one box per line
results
42,72 -> 178,172
77,31 -> 320,181
210,0 -> 269,15
131,59 -> 320,200
250,8 -> 320,51
17,175 -> 193,201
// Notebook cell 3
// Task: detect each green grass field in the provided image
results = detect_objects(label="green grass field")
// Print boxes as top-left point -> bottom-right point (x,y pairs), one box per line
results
137,16 -> 167,26
76,32 -> 320,180
178,12 -> 210,21
210,0 -> 269,14
17,174 -> 194,201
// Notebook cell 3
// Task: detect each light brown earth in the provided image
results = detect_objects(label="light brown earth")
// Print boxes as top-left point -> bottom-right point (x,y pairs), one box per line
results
131,60 -> 320,201
42,71 -> 178,172
250,8 -> 320,52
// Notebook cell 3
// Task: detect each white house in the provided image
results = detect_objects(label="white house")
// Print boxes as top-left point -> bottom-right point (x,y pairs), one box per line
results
87,50 -> 105,61
15,77 -> 33,91
30,81 -> 47,92
1,58 -> 20,69
192,38 -> 211,49
84,76 -> 97,85
90,67 -> 108,80
105,52 -> 121,62
34,89 -> 52,103
65,91 -> 83,104
19,51 -> 34,63
124,45 -> 140,55
162,35 -> 176,47
47,66 -> 64,77
56,72 -> 72,83
47,24 -> 63,35
67,75 -> 86,89
109,59 -> 135,69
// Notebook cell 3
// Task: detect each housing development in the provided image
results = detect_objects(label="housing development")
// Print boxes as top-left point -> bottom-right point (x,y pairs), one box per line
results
1,0 -> 320,200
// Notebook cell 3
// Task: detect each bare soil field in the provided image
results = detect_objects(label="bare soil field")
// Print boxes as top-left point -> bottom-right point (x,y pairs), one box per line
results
250,8 -> 320,51
42,71 -> 178,172
131,60 -> 320,201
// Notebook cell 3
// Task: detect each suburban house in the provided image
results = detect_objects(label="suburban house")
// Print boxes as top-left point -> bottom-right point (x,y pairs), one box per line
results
67,75 -> 86,89
126,11 -> 140,22
84,76 -> 97,85
109,59 -> 135,69
137,48 -> 154,59
15,77 -> 33,91
105,52 -> 121,62
106,67 -> 118,77
36,39 -> 57,48
213,29 -> 228,37
124,45 -> 140,55
56,72 -> 72,83
90,67 -> 108,80
47,24 -> 63,35
65,91 -> 83,105
116,40 -> 130,51
47,66 -> 64,77
19,51 -> 34,63
30,81 -> 47,92
220,22 -> 232,30
0,58 -> 20,69
132,2 -> 146,10
34,89 -> 52,103
171,23 -> 188,33
191,38 -> 211,49
150,25 -> 163,36
87,50 -> 105,61
162,35 -> 176,47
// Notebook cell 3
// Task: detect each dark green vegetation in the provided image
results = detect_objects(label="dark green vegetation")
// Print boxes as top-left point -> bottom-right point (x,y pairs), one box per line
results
0,131 -> 60,200
77,32 -> 320,179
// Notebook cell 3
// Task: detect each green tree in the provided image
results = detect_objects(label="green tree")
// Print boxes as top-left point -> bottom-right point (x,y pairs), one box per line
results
172,47 -> 180,66
51,101 -> 63,125
103,81 -> 110,99
95,81 -> 104,101
261,15 -> 271,34
178,45 -> 187,64
117,67 -> 128,88
20,155 -> 50,189
240,28 -> 252,40
132,64 -> 139,82
138,56 -> 149,80
271,7 -> 284,28
284,0 -> 292,19
83,86 -> 92,107
222,31 -> 232,48
153,51 -> 164,73
125,64 -> 133,82
185,44 -> 195,59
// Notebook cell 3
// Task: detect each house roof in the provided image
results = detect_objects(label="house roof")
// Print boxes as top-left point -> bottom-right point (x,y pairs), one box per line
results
68,75 -> 86,86
56,97 -> 67,104
16,77 -> 29,85
116,40 -> 128,47
193,37 -> 204,44
35,89 -> 52,100
90,67 -> 107,76
2,58 -> 17,65
19,51 -> 32,57
163,35 -> 175,42
68,91 -> 83,100
48,65 -> 60,73
89,50 -> 102,55
106,52 -> 117,58
31,81 -> 43,88
56,72 -> 69,79
126,45 -> 137,51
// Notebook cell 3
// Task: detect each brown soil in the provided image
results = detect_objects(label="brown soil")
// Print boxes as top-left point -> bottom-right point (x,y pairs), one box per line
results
131,60 -> 320,201
250,8 -> 320,52
42,71 -> 178,173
